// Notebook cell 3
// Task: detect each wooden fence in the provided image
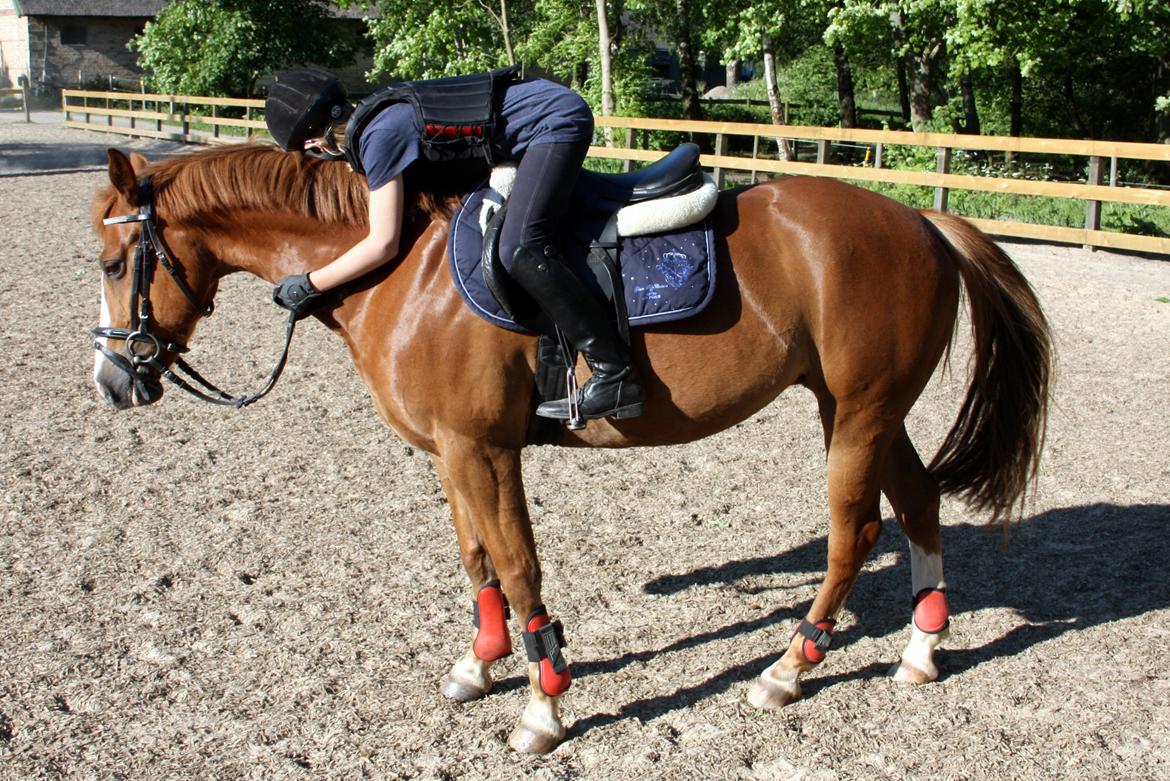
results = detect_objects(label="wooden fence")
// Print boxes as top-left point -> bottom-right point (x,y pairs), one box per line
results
1,76 -> 31,122
62,89 -> 1170,255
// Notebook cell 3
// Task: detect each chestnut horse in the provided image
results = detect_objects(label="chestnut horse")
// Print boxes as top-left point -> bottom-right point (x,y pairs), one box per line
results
91,145 -> 1051,753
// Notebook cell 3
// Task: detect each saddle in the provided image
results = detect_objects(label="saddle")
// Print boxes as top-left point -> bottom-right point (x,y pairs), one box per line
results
478,142 -> 715,337
451,143 -> 719,443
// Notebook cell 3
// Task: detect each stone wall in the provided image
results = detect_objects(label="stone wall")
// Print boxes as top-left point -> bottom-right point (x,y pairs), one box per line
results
33,16 -> 147,92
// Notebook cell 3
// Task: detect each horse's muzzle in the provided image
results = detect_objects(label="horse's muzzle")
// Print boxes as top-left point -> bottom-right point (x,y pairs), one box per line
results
93,341 -> 164,409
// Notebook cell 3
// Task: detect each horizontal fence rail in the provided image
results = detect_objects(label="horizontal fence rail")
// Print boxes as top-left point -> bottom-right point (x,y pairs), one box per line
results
62,90 -> 1170,255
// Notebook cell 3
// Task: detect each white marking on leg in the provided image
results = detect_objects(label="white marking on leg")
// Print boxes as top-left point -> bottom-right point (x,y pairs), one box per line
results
893,541 -> 948,684
909,542 -> 946,594
508,663 -> 566,753
747,653 -> 803,709
518,679 -> 564,739
447,647 -> 493,693
893,624 -> 948,684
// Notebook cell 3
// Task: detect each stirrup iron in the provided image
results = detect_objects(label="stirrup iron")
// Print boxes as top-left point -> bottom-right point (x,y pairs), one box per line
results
565,367 -> 584,431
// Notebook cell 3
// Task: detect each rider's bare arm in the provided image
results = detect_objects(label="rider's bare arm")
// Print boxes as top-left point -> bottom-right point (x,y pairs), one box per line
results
308,174 -> 404,291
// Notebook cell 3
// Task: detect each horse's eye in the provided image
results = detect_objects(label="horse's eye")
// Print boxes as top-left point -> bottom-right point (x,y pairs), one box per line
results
100,258 -> 126,279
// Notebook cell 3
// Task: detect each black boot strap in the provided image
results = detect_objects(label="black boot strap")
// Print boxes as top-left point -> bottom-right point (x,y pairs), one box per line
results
796,619 -> 833,653
522,620 -> 568,674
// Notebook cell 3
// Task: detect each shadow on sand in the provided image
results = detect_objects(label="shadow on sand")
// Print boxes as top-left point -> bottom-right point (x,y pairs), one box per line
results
566,502 -> 1170,737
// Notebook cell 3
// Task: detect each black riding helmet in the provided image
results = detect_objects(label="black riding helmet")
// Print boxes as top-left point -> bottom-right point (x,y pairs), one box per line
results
265,69 -> 352,150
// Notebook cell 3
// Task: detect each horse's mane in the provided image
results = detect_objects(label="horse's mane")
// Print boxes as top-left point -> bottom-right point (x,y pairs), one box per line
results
96,143 -> 470,229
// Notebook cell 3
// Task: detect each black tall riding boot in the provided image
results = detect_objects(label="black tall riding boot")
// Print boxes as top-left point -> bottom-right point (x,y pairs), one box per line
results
509,244 -> 645,421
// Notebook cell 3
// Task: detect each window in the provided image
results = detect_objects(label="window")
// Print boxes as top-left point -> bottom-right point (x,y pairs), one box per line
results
60,25 -> 87,45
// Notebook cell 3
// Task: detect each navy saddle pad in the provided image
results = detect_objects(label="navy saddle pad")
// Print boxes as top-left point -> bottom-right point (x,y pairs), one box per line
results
447,185 -> 717,334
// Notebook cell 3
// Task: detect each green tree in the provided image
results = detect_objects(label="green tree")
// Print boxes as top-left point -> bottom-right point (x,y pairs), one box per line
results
131,0 -> 359,96
356,0 -> 533,80
1107,0 -> 1170,143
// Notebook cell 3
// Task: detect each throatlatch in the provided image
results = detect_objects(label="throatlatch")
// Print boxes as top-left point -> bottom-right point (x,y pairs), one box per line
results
472,580 -> 512,661
795,618 -> 837,665
912,588 -> 950,634
522,607 -> 571,697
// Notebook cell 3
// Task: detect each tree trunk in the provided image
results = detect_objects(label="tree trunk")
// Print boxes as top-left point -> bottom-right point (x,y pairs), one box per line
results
1063,70 -> 1090,137
762,34 -> 793,162
833,44 -> 856,128
1009,63 -> 1023,137
954,72 -> 980,135
726,58 -> 740,90
1006,63 -> 1023,166
675,0 -> 702,121
500,0 -> 515,66
595,0 -> 614,145
896,57 -> 911,123
908,53 -> 935,132
1156,57 -> 1170,146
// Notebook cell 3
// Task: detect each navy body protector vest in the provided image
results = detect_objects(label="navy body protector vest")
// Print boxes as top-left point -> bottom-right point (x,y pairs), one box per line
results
343,66 -> 521,174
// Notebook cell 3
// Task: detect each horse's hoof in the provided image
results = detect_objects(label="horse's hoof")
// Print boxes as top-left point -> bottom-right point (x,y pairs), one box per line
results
747,676 -> 802,710
889,660 -> 937,685
507,722 -> 564,754
440,674 -> 491,703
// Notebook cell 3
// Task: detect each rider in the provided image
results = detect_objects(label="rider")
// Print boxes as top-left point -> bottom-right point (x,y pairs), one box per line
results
264,68 -> 644,422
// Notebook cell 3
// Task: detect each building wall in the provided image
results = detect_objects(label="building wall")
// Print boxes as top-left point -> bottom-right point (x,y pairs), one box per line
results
0,0 -> 30,88
32,15 -> 147,92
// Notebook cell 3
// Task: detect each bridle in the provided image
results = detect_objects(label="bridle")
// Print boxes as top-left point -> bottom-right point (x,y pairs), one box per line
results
94,176 -> 297,408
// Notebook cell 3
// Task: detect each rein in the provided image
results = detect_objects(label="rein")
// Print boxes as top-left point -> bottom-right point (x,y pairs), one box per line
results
94,176 -> 297,408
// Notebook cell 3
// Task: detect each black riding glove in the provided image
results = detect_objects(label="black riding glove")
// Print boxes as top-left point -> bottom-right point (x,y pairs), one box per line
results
273,273 -> 328,319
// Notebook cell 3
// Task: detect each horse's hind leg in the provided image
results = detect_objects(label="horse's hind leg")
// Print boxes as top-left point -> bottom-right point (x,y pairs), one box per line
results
748,398 -> 891,708
432,456 -> 509,703
881,427 -> 950,684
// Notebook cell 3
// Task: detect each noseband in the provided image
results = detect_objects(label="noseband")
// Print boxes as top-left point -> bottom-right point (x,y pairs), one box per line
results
94,176 -> 297,408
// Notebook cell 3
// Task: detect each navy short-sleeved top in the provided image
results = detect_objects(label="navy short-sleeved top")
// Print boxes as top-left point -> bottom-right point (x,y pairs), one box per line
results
359,78 -> 594,191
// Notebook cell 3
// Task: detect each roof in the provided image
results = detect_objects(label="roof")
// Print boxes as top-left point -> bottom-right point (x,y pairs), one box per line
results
14,1 -> 165,15
12,2 -> 370,18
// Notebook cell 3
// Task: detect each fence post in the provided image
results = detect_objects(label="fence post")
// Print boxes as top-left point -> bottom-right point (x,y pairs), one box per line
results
933,146 -> 952,212
713,132 -> 728,188
212,104 -> 220,140
1084,155 -> 1104,250
624,127 -> 635,173
751,133 -> 761,184
246,107 -> 253,143
18,75 -> 30,122
816,139 -> 830,165
874,142 -> 884,169
181,101 -> 190,140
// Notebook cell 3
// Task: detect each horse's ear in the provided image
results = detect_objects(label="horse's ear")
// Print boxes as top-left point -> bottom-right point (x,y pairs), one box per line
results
129,152 -> 150,173
107,149 -> 141,206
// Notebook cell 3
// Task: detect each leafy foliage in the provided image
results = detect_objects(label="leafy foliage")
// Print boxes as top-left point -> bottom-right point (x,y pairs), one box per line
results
131,0 -> 359,96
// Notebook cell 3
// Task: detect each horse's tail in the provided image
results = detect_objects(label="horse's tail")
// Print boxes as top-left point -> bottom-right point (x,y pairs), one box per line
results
920,211 -> 1053,522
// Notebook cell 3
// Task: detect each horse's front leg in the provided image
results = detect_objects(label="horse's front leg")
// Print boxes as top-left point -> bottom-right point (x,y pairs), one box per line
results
432,456 -> 512,703
438,442 -> 570,754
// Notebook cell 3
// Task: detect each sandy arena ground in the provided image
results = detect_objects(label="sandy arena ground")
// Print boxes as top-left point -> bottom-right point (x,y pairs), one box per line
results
1,121 -> 1168,780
